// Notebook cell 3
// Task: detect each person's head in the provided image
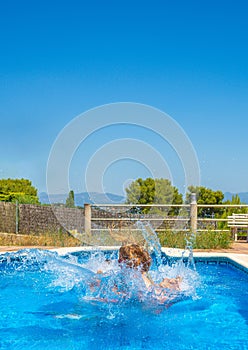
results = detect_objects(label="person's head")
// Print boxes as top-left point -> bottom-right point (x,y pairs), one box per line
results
118,244 -> 152,273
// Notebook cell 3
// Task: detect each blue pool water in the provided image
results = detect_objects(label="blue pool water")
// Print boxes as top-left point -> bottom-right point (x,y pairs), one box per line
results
0,249 -> 248,350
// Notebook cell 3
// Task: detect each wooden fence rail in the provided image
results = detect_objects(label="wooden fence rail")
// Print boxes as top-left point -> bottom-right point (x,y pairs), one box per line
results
84,194 -> 248,238
1,194 -> 248,239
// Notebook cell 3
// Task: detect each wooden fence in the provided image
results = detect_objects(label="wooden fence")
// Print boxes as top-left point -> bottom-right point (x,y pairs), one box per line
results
0,195 -> 248,239
84,196 -> 248,238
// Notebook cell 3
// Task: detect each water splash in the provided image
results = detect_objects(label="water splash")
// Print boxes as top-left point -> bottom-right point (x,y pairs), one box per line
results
184,230 -> 196,270
136,221 -> 163,267
0,245 -> 200,317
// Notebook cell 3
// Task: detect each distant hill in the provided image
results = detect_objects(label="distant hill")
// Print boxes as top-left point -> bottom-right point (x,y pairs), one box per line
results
224,192 -> 248,204
39,191 -> 248,206
39,192 -> 126,206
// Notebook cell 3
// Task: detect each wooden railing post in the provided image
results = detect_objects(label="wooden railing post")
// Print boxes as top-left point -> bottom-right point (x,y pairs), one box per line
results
84,203 -> 91,235
190,193 -> 197,233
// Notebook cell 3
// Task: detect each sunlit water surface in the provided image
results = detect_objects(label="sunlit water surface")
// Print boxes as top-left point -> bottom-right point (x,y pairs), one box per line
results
0,249 -> 247,350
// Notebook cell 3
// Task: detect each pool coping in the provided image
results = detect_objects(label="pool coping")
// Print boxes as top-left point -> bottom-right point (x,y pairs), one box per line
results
0,246 -> 248,273
49,246 -> 248,273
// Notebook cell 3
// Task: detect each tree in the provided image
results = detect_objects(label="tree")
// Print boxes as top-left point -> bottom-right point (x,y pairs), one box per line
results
225,194 -> 241,205
222,194 -> 248,217
186,186 -> 224,217
125,178 -> 183,214
0,178 -> 39,204
65,190 -> 75,208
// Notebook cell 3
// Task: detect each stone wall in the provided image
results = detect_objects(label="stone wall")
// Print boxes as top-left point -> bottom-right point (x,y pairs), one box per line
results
0,202 -> 16,233
0,202 -> 85,235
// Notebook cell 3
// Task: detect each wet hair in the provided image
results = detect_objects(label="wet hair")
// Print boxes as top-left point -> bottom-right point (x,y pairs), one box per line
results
118,244 -> 152,273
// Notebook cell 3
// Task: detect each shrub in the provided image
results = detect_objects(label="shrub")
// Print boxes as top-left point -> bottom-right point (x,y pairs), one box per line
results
158,230 -> 232,249
158,230 -> 188,249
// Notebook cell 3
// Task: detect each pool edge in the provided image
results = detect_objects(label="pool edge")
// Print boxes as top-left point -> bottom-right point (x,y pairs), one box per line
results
0,246 -> 248,273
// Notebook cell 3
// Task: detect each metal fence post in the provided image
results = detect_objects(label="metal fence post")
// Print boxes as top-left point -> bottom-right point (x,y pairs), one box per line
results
84,203 -> 91,235
190,193 -> 197,233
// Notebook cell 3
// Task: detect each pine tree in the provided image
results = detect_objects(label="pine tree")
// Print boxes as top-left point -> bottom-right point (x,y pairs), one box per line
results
0,178 -> 39,204
65,190 -> 75,208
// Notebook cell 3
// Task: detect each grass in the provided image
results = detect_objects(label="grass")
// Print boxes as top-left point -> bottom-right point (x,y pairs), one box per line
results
158,230 -> 187,249
69,228 -> 146,246
194,230 -> 232,249
0,231 -> 81,247
0,228 -> 232,250
158,230 -> 232,249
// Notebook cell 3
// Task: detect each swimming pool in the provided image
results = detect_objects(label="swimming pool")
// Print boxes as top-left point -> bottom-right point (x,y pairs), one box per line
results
0,249 -> 247,350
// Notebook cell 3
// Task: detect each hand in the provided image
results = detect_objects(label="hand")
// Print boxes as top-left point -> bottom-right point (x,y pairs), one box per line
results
159,276 -> 182,290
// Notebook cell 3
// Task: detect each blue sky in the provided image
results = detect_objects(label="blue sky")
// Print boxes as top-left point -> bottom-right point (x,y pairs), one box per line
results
1,0 -> 248,196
